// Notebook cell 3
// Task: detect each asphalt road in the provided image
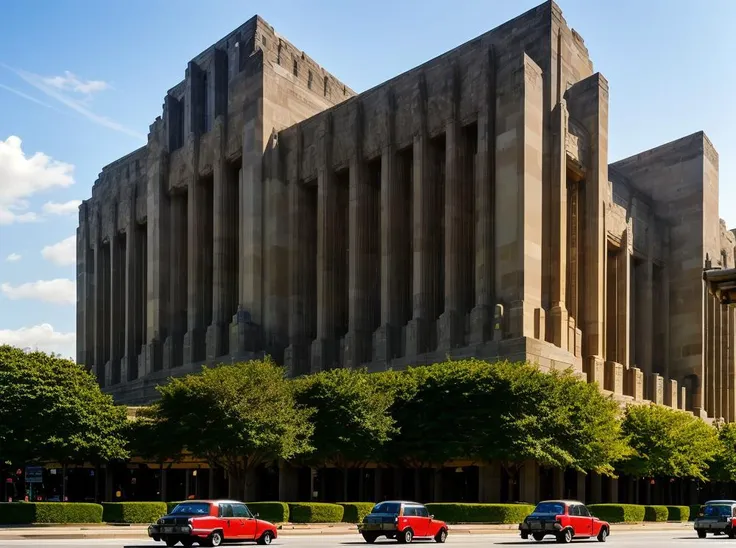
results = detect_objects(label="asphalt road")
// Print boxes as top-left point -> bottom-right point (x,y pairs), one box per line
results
0,531 -> 718,548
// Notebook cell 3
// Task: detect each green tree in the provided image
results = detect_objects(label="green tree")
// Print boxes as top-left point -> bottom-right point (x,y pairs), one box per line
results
294,368 -> 396,499
620,403 -> 719,481
146,357 -> 313,500
705,422 -> 735,483
0,345 -> 129,497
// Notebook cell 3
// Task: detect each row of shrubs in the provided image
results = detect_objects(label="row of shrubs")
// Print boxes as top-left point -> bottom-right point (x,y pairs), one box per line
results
0,501 -> 702,525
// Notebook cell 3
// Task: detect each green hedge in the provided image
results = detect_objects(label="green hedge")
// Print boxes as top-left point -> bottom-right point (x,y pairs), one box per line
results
690,504 -> 703,520
667,506 -> 690,522
288,503 -> 344,523
425,503 -> 535,524
339,502 -> 375,523
643,505 -> 668,522
247,502 -> 289,523
0,502 -> 103,524
588,504 -> 646,523
102,502 -> 167,524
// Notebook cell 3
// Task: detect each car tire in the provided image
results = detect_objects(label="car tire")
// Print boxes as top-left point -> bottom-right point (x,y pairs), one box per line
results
398,528 -> 414,544
697,529 -> 706,539
207,530 -> 224,547
165,540 -> 177,547
597,527 -> 608,542
533,532 -> 545,541
556,528 -> 573,543
181,540 -> 194,548
257,531 -> 274,545
361,532 -> 378,544
434,528 -> 448,543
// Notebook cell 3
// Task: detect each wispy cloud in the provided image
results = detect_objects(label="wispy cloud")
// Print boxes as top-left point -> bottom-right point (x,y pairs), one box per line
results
43,200 -> 82,216
42,71 -> 111,95
1,64 -> 145,142
0,83 -> 54,109
6,253 -> 21,263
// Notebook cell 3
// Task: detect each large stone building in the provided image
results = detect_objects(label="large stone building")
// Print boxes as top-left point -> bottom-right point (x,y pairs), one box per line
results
77,0 -> 736,430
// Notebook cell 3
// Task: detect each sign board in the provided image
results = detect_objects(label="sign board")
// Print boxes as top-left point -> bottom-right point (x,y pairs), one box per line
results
25,466 -> 43,484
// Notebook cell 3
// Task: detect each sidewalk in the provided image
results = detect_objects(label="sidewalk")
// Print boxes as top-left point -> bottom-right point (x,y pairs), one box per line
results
0,521 -> 695,540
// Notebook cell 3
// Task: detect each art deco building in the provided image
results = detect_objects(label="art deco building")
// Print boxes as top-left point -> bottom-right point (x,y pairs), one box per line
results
77,0 -> 736,431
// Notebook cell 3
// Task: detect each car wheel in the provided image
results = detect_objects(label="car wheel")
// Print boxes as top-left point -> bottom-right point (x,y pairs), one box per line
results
597,527 -> 608,542
362,532 -> 378,544
434,528 -> 447,543
181,540 -> 194,548
533,532 -> 545,541
398,528 -> 414,543
257,530 -> 274,545
697,529 -> 707,539
165,539 -> 178,547
556,528 -> 573,543
208,530 -> 223,547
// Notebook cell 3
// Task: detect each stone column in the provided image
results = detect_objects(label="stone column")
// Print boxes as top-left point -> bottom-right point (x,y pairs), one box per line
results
311,113 -> 338,372
617,227 -> 631,367
471,48 -> 496,345
636,213 -> 654,375
109,209 -> 124,386
76,204 -> 90,366
163,192 -> 187,370
207,117 -> 233,360
406,75 -> 432,355
145,143 -> 170,375
345,101 -> 372,367
122,192 -> 139,382
520,461 -> 539,504
495,54 -> 545,340
478,463 -> 501,503
567,73 -> 609,367
438,113 -> 464,350
93,236 -> 105,385
374,90 -> 402,363
278,461 -> 298,501
184,135 -> 205,366
576,473 -> 586,503
549,101 -> 569,349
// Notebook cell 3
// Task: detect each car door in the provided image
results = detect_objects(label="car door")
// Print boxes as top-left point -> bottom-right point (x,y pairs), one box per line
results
571,504 -> 591,536
414,505 -> 432,537
234,503 -> 257,540
578,504 -> 595,536
218,503 -> 238,538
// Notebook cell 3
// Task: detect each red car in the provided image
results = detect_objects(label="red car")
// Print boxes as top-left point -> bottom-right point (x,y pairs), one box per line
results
148,499 -> 278,546
518,500 -> 610,543
358,500 -> 448,543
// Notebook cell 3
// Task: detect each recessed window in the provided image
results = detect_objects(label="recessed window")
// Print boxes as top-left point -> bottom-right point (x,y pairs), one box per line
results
307,70 -> 313,89
323,76 -> 329,97
293,58 -> 299,77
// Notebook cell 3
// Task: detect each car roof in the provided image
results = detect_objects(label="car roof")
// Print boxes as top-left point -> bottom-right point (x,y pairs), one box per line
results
174,500 -> 245,505
705,500 -> 736,505
376,500 -> 424,506
537,500 -> 584,506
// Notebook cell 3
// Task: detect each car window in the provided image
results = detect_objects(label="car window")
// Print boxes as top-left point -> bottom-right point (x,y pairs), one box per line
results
219,504 -> 234,518
415,506 -> 429,518
242,505 -> 254,518
170,503 -> 211,516
704,505 -> 733,518
404,506 -> 416,517
569,505 -> 580,517
372,502 -> 401,515
533,502 -> 565,515
578,505 -> 590,517
232,504 -> 249,518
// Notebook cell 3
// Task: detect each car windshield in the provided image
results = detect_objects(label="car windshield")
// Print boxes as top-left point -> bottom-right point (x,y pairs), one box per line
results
372,502 -> 401,515
170,503 -> 211,516
533,502 -> 565,515
704,505 -> 733,518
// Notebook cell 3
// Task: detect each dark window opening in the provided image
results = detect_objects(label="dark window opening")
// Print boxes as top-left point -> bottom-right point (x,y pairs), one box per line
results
323,76 -> 329,97
307,70 -> 313,90
293,58 -> 299,77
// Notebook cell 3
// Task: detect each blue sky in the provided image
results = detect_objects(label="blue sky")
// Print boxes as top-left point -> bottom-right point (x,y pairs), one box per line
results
0,0 -> 734,359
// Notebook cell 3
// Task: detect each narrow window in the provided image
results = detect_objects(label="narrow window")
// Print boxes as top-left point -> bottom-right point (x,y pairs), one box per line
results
323,76 -> 329,97
308,70 -> 313,90
277,42 -> 283,65
293,58 -> 298,77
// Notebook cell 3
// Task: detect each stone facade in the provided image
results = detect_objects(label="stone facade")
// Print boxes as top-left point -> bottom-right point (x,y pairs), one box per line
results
78,1 -> 736,418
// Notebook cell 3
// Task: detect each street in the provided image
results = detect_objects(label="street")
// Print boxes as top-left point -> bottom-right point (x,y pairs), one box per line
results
0,531 -> 717,548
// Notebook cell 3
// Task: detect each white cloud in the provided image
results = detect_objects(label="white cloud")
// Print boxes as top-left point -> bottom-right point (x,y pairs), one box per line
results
0,135 -> 75,225
42,199 -> 81,216
1,279 -> 75,305
3,65 -> 145,141
42,71 -> 110,95
41,235 -> 76,266
0,323 -> 75,359
5,253 -> 21,262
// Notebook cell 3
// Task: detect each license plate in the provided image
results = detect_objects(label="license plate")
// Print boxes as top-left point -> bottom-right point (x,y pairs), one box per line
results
162,527 -> 176,533
531,522 -> 541,529
363,524 -> 381,531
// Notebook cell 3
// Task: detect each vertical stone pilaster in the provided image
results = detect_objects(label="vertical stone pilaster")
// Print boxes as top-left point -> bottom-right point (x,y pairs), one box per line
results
471,47 -> 496,345
637,219 -> 654,375
519,461 -> 539,504
145,139 -> 170,374
374,91 -> 402,363
406,75 -> 431,355
207,117 -> 232,360
122,191 -> 139,382
549,100 -> 569,348
345,101 -> 372,368
76,205 -> 89,366
312,113 -> 338,372
496,54 -> 544,340
617,228 -> 631,367
184,132 -> 205,366
109,201 -> 124,386
93,231 -> 105,384
164,191 -> 187,370
567,73 -> 609,361
478,462 -> 501,503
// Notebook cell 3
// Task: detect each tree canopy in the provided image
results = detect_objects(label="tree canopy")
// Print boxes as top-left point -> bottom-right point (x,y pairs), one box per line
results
142,357 -> 313,499
0,345 -> 128,467
620,403 -> 720,481
293,368 -> 396,467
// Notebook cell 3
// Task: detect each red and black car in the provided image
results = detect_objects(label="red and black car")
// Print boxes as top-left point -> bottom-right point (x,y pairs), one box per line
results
518,500 -> 610,543
148,499 -> 278,546
358,500 -> 448,543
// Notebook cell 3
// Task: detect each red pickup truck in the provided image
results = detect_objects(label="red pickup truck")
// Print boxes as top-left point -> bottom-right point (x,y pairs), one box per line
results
518,500 -> 610,543
148,499 -> 278,546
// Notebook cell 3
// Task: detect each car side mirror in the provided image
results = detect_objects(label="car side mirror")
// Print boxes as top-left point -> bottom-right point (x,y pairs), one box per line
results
430,515 -> 434,519
255,513 -> 260,518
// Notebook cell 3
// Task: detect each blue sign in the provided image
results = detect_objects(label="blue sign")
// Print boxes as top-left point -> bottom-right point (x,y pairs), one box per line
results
25,466 -> 43,484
